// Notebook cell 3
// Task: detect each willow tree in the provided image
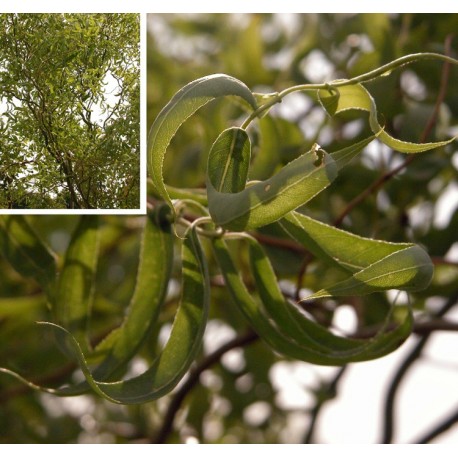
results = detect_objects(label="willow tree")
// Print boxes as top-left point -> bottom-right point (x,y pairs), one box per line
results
0,13 -> 140,209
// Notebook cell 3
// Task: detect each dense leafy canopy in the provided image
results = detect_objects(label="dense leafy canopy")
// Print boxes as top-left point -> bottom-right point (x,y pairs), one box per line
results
0,13 -> 140,209
1,14 -> 458,445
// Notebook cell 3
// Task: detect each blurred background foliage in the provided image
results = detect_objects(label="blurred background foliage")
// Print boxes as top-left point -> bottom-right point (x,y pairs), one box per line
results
1,13 -> 458,444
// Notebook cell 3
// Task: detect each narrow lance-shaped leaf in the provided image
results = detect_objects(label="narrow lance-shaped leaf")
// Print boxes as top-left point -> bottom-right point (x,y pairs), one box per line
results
55,207 -> 174,396
1,209 -> 176,398
0,215 -> 57,299
280,211 -> 415,273
207,127 -> 251,194
212,237 -> 411,365
318,82 -> 454,153
59,225 -> 209,403
87,207 -> 174,382
277,211 -> 433,300
247,236 -> 413,361
305,245 -> 433,300
53,216 -> 99,354
148,74 -> 257,210
207,130 -> 338,231
330,135 -> 377,171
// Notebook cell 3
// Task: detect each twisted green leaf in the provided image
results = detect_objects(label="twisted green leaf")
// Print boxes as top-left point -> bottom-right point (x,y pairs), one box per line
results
305,245 -> 433,300
1,225 -> 209,404
213,237 -> 411,365
247,236 -> 413,360
54,208 -> 174,396
207,130 -> 338,231
89,208 -> 174,379
148,73 -> 257,210
318,83 -> 454,153
0,215 -> 57,298
278,211 -> 433,300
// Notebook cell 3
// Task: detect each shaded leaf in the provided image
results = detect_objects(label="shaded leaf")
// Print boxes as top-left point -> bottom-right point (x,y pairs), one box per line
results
0,225 -> 209,404
90,208 -> 174,380
54,216 -> 99,354
212,237 -> 412,366
0,215 -> 57,298
207,127 -> 251,193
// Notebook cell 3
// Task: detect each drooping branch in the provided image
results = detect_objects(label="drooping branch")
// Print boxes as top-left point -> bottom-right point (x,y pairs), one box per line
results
380,291 -> 458,444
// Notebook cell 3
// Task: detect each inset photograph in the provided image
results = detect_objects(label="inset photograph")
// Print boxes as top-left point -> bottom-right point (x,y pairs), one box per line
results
0,13 -> 140,210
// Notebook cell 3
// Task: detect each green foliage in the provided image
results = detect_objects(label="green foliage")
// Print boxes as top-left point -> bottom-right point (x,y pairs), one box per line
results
2,14 -> 458,444
0,13 -> 140,209
146,48 -> 456,370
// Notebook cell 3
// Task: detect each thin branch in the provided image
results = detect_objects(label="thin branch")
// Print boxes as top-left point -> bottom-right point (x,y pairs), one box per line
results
303,366 -> 347,444
251,232 -> 306,254
380,291 -> 458,444
412,405 -> 458,444
295,251 -> 314,302
351,317 -> 458,339
333,155 -> 415,227
151,329 -> 259,444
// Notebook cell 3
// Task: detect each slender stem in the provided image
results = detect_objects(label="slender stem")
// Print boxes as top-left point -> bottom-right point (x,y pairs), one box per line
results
241,93 -> 282,129
243,52 -> 458,131
295,251 -> 314,302
279,52 -> 458,99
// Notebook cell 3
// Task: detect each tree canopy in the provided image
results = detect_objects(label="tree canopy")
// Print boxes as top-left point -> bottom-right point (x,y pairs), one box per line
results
0,13 -> 140,209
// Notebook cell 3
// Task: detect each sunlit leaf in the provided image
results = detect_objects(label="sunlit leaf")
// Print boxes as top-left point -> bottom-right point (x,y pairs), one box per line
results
318,83 -> 454,153
280,211 -> 414,272
148,74 -> 257,210
330,135 -> 377,171
207,138 -> 338,231
305,245 -> 433,300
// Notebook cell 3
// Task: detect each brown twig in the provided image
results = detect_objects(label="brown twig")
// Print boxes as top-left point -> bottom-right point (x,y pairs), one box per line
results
151,329 -> 259,444
303,366 -> 347,443
251,232 -> 306,254
380,291 -> 458,444
412,405 -> 458,443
